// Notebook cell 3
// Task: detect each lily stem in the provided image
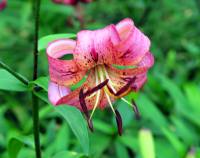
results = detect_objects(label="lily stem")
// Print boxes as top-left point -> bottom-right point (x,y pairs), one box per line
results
0,60 -> 29,85
32,0 -> 41,157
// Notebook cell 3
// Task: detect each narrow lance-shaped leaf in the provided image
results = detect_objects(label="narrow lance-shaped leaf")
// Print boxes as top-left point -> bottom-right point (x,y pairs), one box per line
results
0,69 -> 28,91
55,105 -> 90,155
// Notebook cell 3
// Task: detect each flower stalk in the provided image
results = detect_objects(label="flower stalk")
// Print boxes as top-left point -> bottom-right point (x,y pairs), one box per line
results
32,0 -> 41,157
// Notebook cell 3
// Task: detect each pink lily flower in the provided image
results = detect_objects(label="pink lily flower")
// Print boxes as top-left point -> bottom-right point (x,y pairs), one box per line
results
52,0 -> 92,5
0,0 -> 6,11
47,18 -> 154,135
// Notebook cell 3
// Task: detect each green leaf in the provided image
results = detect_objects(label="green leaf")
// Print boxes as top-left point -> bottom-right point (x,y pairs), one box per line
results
158,75 -> 200,127
55,106 -> 89,155
33,76 -> 49,91
8,138 -> 24,158
184,83 -> 200,113
137,94 -> 168,128
34,90 -> 49,103
155,138 -> 178,158
54,124 -> 70,153
171,116 -> 198,145
93,119 -> 114,134
115,142 -> 129,158
161,128 -> 186,157
34,91 -> 89,155
119,135 -> 138,151
90,133 -> 111,158
139,129 -> 155,158
0,69 -> 27,91
38,33 -> 76,51
52,151 -> 87,158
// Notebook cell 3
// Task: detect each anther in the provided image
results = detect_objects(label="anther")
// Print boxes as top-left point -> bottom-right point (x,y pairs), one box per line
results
79,89 -> 94,132
107,77 -> 136,97
84,79 -> 109,97
115,109 -> 123,136
131,99 -> 141,120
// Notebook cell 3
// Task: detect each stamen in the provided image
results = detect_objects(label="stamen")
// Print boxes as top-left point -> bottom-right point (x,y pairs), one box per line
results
115,77 -> 136,96
131,99 -> 141,120
115,109 -> 123,136
106,77 -> 136,97
90,69 -> 101,120
121,98 -> 141,120
103,65 -> 124,87
84,79 -> 109,97
79,89 -> 94,132
102,65 -> 136,97
90,91 -> 101,120
97,66 -> 116,115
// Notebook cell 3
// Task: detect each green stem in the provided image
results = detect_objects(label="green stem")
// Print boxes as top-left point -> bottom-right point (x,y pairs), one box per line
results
32,0 -> 41,157
0,60 -> 29,85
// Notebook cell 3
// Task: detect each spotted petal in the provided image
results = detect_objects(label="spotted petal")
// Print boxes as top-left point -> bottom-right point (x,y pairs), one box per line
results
115,18 -> 151,66
74,25 -> 120,70
47,39 -> 87,86
105,52 -> 154,95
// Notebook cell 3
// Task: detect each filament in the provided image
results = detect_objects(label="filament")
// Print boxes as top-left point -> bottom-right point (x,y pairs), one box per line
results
90,69 -> 101,120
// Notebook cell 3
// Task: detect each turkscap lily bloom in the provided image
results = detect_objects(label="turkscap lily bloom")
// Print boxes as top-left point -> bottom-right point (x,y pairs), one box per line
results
0,0 -> 6,11
47,18 -> 154,135
52,0 -> 92,5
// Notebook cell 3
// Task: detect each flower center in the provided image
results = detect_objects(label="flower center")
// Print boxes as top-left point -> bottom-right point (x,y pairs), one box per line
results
79,64 -> 140,134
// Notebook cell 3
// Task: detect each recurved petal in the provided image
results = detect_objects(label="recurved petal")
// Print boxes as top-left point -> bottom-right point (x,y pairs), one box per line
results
129,52 -> 154,91
48,81 -> 71,105
105,65 -> 147,93
137,51 -> 154,68
74,25 -> 120,70
47,39 -> 75,58
116,18 -> 134,41
47,39 -> 87,86
131,73 -> 147,91
116,25 -> 151,66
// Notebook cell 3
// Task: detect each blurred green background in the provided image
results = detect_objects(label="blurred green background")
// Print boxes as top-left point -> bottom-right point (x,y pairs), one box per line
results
0,0 -> 200,158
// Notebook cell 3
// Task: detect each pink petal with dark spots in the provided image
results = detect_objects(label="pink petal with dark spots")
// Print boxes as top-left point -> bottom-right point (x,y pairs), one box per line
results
47,39 -> 87,86
74,25 -> 120,70
115,19 -> 151,66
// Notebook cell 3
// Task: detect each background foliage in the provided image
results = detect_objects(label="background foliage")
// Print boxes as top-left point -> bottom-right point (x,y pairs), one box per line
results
0,0 -> 200,158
